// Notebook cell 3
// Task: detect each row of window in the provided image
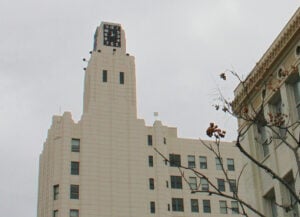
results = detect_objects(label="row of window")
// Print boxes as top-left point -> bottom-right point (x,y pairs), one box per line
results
168,154 -> 235,171
168,176 -> 236,192
101,70 -> 125,84
150,199 -> 239,214
255,74 -> 300,158
53,209 -> 79,217
53,184 -> 79,200
147,135 -> 167,146
146,136 -> 234,171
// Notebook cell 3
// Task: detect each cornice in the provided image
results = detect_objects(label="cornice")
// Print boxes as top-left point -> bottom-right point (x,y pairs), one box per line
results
232,7 -> 300,112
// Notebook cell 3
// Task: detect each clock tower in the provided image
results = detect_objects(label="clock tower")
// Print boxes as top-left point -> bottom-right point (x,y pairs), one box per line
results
82,22 -> 137,118
93,22 -> 126,55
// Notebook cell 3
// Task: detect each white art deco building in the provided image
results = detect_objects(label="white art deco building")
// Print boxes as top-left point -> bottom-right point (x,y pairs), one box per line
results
37,22 -> 244,217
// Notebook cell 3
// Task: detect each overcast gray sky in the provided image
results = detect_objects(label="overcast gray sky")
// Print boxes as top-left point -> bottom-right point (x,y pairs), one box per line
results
1,1 -> 299,216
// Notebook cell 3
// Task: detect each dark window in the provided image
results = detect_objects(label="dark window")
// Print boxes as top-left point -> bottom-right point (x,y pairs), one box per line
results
272,98 -> 287,138
119,72 -> 124,84
256,112 -> 269,156
71,162 -> 79,175
53,210 -> 58,217
229,179 -> 237,192
189,177 -> 197,190
215,157 -> 222,170
227,158 -> 235,171
217,179 -> 225,192
199,156 -> 207,169
231,201 -> 239,214
220,200 -> 227,214
147,135 -> 152,146
102,70 -> 107,82
172,198 -> 184,212
168,204 -> 170,211
296,45 -> 300,56
148,156 -> 153,167
170,176 -> 182,189
70,185 -> 79,199
203,200 -> 211,213
149,178 -> 154,190
166,181 -> 169,188
188,155 -> 196,168
150,201 -> 155,213
264,189 -> 277,217
71,138 -> 80,152
70,209 -> 79,217
200,178 -> 209,191
191,199 -> 199,213
163,137 -> 167,144
53,185 -> 59,200
169,154 -> 181,167
293,79 -> 300,119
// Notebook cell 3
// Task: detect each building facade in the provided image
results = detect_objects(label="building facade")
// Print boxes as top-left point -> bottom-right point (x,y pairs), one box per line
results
37,22 -> 244,217
233,8 -> 300,217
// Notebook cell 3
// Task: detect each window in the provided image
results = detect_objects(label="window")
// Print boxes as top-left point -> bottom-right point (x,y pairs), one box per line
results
168,204 -> 170,211
229,179 -> 237,193
189,177 -> 197,190
70,185 -> 79,199
102,70 -> 107,82
191,199 -> 199,213
227,158 -> 235,171
170,176 -> 182,189
272,97 -> 287,138
199,156 -> 207,169
203,200 -> 211,213
70,209 -> 79,217
188,155 -> 196,168
119,72 -> 124,84
53,210 -> 58,217
147,135 -> 152,146
148,156 -> 153,167
217,179 -> 225,192
283,172 -> 299,217
149,178 -> 154,190
256,112 -> 269,156
296,45 -> 300,56
219,200 -> 227,214
150,201 -> 155,213
293,79 -> 300,119
231,201 -> 239,214
71,162 -> 79,175
166,181 -> 169,188
169,154 -> 181,167
71,138 -> 80,152
215,157 -> 222,170
163,137 -> 166,144
264,189 -> 277,217
172,198 -> 184,212
53,185 -> 59,200
200,177 -> 209,191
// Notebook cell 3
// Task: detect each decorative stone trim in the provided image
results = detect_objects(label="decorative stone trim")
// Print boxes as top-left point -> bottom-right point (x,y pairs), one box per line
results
233,8 -> 300,112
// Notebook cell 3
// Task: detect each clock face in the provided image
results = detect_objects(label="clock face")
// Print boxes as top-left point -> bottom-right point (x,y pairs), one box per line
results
103,24 -> 121,47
